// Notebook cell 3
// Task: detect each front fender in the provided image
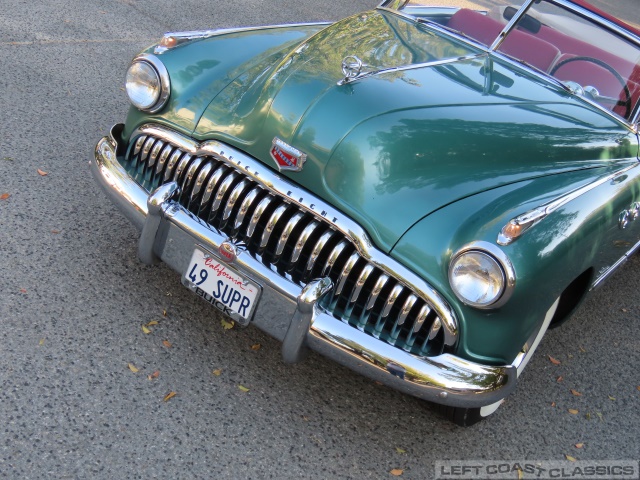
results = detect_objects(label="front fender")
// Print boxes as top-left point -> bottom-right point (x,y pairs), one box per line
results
122,24 -> 328,138
391,161 -> 640,364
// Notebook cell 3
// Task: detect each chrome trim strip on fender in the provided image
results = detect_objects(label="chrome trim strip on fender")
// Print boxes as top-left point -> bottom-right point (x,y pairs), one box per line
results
92,129 -> 517,408
591,238 -> 640,289
154,22 -> 332,54
498,163 -> 639,246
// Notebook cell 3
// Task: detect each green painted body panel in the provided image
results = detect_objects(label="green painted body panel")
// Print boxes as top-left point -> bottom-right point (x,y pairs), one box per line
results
393,162 -> 640,363
123,24 -> 327,138
121,9 -> 640,363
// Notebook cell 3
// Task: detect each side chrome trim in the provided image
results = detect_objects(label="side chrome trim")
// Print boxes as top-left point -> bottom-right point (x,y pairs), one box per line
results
92,129 -> 516,408
154,22 -> 332,54
591,238 -> 640,290
130,123 -> 458,343
498,163 -> 639,246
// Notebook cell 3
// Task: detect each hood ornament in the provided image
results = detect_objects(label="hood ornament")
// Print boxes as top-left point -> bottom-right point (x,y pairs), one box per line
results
270,138 -> 307,172
341,56 -> 363,80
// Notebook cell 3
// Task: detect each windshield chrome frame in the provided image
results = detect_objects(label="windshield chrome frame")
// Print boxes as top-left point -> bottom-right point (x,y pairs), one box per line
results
377,0 -> 640,130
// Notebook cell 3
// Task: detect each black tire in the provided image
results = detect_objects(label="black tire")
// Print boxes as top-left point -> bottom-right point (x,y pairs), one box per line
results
436,404 -> 484,427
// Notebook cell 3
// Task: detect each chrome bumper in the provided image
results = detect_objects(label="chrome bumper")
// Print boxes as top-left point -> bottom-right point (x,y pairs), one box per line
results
92,125 -> 517,409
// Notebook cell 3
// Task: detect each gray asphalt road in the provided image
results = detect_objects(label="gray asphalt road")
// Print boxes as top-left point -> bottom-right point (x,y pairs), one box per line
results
1,1 -> 639,479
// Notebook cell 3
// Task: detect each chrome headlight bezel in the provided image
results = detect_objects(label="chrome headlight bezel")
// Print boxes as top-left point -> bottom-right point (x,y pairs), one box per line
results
125,54 -> 170,113
448,241 -> 516,309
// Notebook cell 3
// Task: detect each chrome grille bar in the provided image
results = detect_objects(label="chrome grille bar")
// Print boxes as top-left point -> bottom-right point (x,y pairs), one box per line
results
124,125 -> 458,358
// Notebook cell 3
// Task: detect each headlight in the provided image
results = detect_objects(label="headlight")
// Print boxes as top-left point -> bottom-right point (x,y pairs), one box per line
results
449,242 -> 515,309
125,54 -> 170,113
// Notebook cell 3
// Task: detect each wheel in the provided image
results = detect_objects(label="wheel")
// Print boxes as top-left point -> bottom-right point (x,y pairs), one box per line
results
437,297 -> 560,427
550,55 -> 632,118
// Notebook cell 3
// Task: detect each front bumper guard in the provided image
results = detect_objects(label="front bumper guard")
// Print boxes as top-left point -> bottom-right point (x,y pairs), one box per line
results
92,125 -> 518,409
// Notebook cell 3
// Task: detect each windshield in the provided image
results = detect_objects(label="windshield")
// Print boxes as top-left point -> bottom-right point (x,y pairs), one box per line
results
382,0 -> 640,122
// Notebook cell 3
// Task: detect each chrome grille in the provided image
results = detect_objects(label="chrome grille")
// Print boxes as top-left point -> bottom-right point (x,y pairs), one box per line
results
125,129 -> 455,357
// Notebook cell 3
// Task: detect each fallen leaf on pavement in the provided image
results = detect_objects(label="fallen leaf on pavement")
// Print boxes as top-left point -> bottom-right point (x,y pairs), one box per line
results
37,168 -> 48,176
51,230 -> 61,234
221,319 -> 234,330
395,447 -> 406,454
162,310 -> 167,317
163,391 -> 177,402
390,469 -> 403,476
579,346 -> 586,353
39,338 -> 45,346
586,412 -> 592,420
251,343 -> 261,351
551,402 -> 556,407
142,325 -> 152,334
637,386 -> 640,391
608,395 -> 616,401
0,193 -> 10,200
621,308 -> 628,312
548,355 -> 561,365
238,385 -> 250,392
565,455 -> 577,462
568,409 -> 579,415
148,371 -> 160,380
556,376 -> 563,382
19,288 -> 27,294
570,389 -> 582,396
212,369 -> 222,376
596,412 -> 603,421
162,340 -> 172,348
147,320 -> 159,326
128,363 -> 139,373
575,443 -> 584,449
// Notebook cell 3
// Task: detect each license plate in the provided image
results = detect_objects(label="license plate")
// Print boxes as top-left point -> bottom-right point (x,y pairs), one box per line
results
182,248 -> 261,326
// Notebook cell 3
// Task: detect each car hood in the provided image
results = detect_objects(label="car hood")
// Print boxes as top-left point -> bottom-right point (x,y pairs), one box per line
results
154,10 -> 639,252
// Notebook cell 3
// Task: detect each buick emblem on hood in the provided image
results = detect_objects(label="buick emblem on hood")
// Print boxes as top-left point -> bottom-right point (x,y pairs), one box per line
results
270,137 -> 307,172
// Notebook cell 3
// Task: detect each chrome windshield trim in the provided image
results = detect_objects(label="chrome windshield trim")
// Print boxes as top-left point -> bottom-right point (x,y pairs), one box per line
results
488,0 -> 534,52
130,124 -> 458,341
154,22 -> 332,54
498,162 -> 639,246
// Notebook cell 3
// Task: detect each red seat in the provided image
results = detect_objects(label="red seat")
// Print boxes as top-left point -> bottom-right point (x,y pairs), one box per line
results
448,9 -> 560,72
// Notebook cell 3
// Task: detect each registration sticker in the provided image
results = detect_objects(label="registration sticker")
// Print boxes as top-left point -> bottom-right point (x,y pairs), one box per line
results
182,248 -> 261,326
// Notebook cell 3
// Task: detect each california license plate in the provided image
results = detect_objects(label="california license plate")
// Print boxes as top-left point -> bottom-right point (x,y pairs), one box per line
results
182,248 -> 261,326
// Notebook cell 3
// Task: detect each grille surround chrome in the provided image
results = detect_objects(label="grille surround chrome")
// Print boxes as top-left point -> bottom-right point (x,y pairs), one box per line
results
125,124 -> 458,356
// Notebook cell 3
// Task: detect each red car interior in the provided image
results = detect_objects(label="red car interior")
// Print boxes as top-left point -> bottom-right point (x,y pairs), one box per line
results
446,7 -> 640,118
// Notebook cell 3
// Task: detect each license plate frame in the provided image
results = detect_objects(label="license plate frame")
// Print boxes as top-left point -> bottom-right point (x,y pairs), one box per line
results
181,246 -> 262,326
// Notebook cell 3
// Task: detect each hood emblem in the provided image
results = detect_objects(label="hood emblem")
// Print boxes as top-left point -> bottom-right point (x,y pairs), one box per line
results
270,138 -> 307,172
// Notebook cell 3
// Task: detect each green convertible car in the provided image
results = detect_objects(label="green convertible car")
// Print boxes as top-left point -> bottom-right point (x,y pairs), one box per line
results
93,0 -> 640,425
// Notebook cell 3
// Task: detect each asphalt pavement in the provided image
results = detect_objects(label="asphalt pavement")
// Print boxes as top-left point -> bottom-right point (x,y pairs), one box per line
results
0,0 -> 639,479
